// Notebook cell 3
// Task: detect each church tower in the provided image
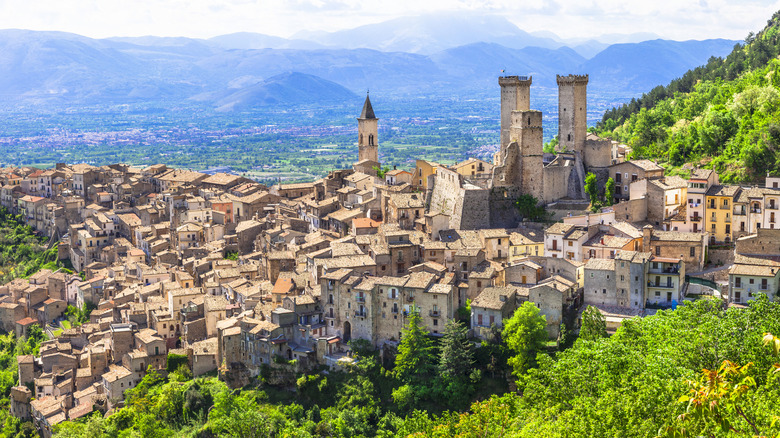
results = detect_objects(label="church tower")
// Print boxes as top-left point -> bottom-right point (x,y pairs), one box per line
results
357,93 -> 379,163
557,74 -> 588,155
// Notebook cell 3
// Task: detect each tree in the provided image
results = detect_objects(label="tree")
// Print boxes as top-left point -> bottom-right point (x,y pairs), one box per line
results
515,194 -> 550,222
604,177 -> 615,206
394,310 -> 435,384
579,305 -> 608,341
584,172 -> 599,210
436,320 -> 476,408
501,302 -> 548,377
438,320 -> 474,380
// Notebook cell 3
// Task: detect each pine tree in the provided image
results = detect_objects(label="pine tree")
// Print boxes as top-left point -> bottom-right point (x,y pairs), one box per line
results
438,320 -> 473,379
394,309 -> 434,384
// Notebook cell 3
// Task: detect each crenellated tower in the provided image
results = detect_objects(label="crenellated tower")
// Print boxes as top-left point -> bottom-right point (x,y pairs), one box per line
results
557,74 -> 588,155
498,75 -> 532,164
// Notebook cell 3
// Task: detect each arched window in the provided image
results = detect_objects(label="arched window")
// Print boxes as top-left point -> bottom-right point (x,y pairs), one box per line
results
567,134 -> 571,141
359,134 -> 363,145
368,134 -> 374,145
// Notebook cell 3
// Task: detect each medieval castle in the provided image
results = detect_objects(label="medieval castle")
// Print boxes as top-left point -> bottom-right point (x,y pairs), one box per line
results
351,74 -> 615,230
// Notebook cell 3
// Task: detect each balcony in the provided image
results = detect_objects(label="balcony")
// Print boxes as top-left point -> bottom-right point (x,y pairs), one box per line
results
391,307 -> 399,314
649,267 -> 679,274
429,310 -> 441,317
768,205 -> 778,210
406,295 -> 415,302
751,208 -> 762,214
354,310 -> 367,318
689,216 -> 701,222
356,295 -> 366,303
720,204 -> 730,210
734,209 -> 746,216
648,282 -> 675,289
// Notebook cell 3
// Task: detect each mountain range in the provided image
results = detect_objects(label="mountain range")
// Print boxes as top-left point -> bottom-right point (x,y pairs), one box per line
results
0,13 -> 739,110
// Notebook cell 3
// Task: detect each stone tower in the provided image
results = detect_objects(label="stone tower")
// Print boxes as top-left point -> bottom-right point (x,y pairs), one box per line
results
512,110 -> 544,199
498,76 -> 532,162
357,93 -> 378,163
557,74 -> 588,155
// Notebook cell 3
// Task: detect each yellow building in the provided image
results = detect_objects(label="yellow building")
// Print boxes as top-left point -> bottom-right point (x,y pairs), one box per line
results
450,158 -> 493,179
508,229 -> 544,263
705,185 -> 741,244
412,160 -> 438,192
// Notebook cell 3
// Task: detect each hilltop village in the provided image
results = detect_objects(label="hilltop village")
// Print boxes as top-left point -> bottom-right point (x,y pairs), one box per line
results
2,74 -> 779,436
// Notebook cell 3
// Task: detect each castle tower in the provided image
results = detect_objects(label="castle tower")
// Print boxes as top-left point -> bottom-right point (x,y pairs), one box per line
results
357,93 -> 379,163
511,110 -> 544,199
557,74 -> 588,155
498,76 -> 532,160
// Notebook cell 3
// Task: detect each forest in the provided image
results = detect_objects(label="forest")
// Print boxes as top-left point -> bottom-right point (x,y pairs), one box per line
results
595,11 -> 780,183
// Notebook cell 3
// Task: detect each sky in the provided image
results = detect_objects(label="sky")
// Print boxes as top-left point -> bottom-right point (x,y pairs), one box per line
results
1,0 -> 779,41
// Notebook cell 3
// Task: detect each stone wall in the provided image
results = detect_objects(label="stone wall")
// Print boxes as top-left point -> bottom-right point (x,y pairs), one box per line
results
544,161 -> 572,203
429,167 -> 463,226
487,186 -> 522,229
709,248 -> 735,266
735,228 -> 780,256
584,137 -> 613,169
457,188 -> 491,230
612,198 -> 648,223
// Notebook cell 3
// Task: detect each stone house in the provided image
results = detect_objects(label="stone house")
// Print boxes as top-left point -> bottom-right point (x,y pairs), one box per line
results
641,225 -> 708,272
728,254 -> 780,304
101,364 -> 135,409
544,223 -> 588,261
508,228 -> 544,262
609,159 -> 664,202
471,286 -> 519,340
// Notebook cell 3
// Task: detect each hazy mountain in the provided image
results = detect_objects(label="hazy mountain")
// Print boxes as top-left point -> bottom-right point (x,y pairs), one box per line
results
291,12 -> 563,54
0,28 -> 740,106
212,72 -> 357,111
582,38 -> 739,91
207,32 -> 326,50
430,43 -> 585,88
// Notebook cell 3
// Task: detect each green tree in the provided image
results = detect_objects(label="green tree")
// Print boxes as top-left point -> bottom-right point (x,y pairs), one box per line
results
579,305 -> 608,341
515,194 -> 550,222
436,320 -> 476,408
604,177 -> 615,206
394,310 -> 435,384
584,172 -> 600,210
501,302 -> 548,377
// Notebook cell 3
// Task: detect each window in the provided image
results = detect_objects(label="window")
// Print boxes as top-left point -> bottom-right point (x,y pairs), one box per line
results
690,247 -> 696,257
656,247 -> 661,256
761,279 -> 768,290
735,277 -> 741,288
433,319 -> 438,326
602,289 -> 606,294
568,241 -> 573,247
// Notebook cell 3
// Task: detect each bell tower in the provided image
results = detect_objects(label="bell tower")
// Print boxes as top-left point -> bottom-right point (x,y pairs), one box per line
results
357,93 -> 378,163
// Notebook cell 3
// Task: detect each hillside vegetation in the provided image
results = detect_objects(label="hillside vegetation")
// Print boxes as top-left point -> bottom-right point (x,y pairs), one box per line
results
595,11 -> 780,183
